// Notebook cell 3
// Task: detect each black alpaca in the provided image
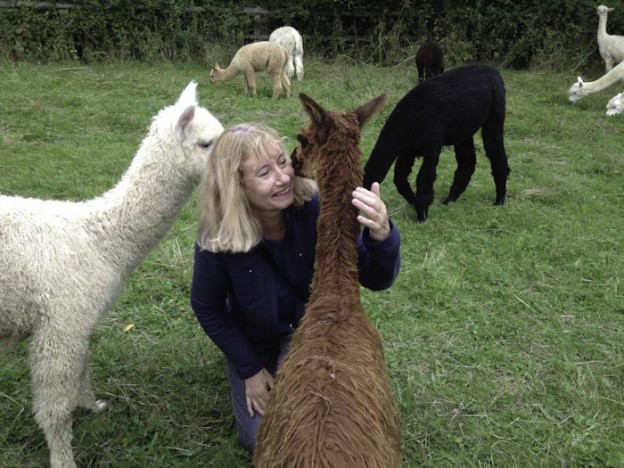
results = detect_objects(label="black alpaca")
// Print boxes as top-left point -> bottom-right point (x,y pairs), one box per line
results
363,64 -> 510,222
415,42 -> 444,82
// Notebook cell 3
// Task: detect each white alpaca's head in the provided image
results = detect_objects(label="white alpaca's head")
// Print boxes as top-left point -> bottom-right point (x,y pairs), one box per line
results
568,76 -> 585,103
597,5 -> 614,16
149,81 -> 224,182
606,92 -> 624,115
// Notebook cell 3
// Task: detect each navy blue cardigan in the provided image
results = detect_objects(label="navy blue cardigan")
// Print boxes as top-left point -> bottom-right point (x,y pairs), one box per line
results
190,194 -> 401,379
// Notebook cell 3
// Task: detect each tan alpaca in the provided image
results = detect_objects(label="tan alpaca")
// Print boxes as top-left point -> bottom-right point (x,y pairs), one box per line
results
210,41 -> 291,100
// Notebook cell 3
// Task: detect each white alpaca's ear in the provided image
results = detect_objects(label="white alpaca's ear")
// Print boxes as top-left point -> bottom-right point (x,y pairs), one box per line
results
176,81 -> 199,108
577,76 -> 584,87
608,7 -> 615,12
175,105 -> 196,142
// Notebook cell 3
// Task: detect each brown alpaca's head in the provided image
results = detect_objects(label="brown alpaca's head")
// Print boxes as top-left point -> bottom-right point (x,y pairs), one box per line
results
291,92 -> 387,179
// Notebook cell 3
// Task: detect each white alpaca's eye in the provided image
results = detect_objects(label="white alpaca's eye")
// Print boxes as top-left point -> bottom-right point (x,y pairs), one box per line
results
198,140 -> 213,149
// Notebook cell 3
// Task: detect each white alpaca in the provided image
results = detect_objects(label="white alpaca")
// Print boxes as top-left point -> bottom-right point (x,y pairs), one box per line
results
0,81 -> 223,468
597,5 -> 624,71
606,91 -> 624,115
210,41 -> 291,99
269,26 -> 304,81
568,60 -> 624,102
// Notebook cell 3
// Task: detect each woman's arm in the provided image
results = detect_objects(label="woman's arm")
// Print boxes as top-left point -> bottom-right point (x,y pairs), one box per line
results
190,244 -> 264,379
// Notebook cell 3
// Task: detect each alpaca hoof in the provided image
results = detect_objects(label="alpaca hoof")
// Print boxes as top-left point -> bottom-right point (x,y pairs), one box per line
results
494,197 -> 505,206
94,399 -> 108,413
416,208 -> 428,222
441,196 -> 455,205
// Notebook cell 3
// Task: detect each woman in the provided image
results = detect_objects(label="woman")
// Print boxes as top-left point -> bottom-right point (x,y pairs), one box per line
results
190,123 -> 401,452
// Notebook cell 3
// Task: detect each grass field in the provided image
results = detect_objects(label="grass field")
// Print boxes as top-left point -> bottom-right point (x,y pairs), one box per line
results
0,57 -> 622,467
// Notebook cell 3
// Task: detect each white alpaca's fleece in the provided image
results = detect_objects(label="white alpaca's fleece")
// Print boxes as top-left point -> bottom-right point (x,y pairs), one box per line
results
270,26 -> 304,81
606,91 -> 624,115
597,5 -> 624,71
0,81 -> 223,468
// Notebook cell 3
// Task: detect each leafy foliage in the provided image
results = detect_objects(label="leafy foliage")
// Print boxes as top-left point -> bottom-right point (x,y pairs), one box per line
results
0,0 -> 619,68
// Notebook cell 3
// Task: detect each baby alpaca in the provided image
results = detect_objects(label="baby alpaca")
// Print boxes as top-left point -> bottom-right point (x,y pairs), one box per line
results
596,5 -> 624,71
254,93 -> 401,467
568,60 -> 624,103
415,41 -> 444,82
0,82 -> 223,468
210,41 -> 291,100
606,91 -> 624,115
270,26 -> 304,80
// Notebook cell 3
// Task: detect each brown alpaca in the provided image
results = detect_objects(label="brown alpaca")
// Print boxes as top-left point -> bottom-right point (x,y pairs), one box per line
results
254,93 -> 401,468
210,41 -> 291,100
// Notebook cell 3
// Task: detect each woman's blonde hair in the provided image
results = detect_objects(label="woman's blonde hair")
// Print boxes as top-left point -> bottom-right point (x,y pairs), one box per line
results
197,123 -> 317,253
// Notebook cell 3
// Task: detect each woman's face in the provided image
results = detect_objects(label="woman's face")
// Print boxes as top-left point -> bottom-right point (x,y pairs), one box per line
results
240,142 -> 294,216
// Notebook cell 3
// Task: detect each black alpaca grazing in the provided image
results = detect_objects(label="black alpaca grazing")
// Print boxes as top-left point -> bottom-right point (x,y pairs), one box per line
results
415,41 -> 444,82
363,64 -> 511,222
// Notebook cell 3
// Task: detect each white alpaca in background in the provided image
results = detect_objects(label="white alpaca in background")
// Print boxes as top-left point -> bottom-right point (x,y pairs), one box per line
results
597,5 -> 624,71
606,91 -> 624,114
568,60 -> 624,102
0,81 -> 223,468
269,26 -> 304,80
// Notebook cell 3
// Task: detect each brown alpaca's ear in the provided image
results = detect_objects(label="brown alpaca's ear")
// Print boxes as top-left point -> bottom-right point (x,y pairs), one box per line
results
354,93 -> 387,128
299,93 -> 332,145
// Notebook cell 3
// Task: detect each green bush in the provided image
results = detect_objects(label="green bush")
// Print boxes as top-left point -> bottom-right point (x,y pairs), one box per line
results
0,0 -> 618,69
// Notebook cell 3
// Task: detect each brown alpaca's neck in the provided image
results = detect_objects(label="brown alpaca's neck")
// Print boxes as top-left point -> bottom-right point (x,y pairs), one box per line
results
309,148 -> 364,299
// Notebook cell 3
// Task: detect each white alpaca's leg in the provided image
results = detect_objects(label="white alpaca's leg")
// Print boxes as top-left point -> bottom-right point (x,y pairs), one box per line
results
294,54 -> 304,81
605,57 -> 614,72
30,331 -> 88,468
76,349 -> 107,413
285,58 -> 295,79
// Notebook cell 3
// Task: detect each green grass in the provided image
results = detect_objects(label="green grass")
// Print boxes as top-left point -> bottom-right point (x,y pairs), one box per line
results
1,57 -> 623,467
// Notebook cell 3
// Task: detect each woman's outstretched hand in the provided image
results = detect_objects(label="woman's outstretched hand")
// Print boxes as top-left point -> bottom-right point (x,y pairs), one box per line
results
352,182 -> 391,242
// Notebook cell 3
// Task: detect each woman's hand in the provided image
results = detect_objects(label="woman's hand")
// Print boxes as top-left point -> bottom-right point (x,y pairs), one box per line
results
245,368 -> 274,417
352,182 -> 391,242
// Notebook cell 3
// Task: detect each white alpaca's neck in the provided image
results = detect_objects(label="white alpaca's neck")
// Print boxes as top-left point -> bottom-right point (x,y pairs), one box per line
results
598,13 -> 609,39
583,61 -> 624,93
90,131 -> 192,274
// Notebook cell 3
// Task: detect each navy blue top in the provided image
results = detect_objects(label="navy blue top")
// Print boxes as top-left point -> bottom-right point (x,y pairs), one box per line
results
190,194 -> 401,379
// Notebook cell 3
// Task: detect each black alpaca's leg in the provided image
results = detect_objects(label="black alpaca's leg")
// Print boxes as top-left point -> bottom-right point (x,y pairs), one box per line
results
482,119 -> 510,205
393,151 -> 418,206
443,138 -> 476,205
413,150 -> 441,222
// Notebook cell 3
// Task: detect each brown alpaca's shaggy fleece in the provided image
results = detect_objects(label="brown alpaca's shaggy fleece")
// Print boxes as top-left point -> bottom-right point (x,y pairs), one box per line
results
254,93 -> 401,468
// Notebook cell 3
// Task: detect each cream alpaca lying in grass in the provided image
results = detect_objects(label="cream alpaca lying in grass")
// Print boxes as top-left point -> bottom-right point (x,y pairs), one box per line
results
0,81 -> 223,468
568,60 -> 624,103
210,41 -> 291,99
606,91 -> 624,115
